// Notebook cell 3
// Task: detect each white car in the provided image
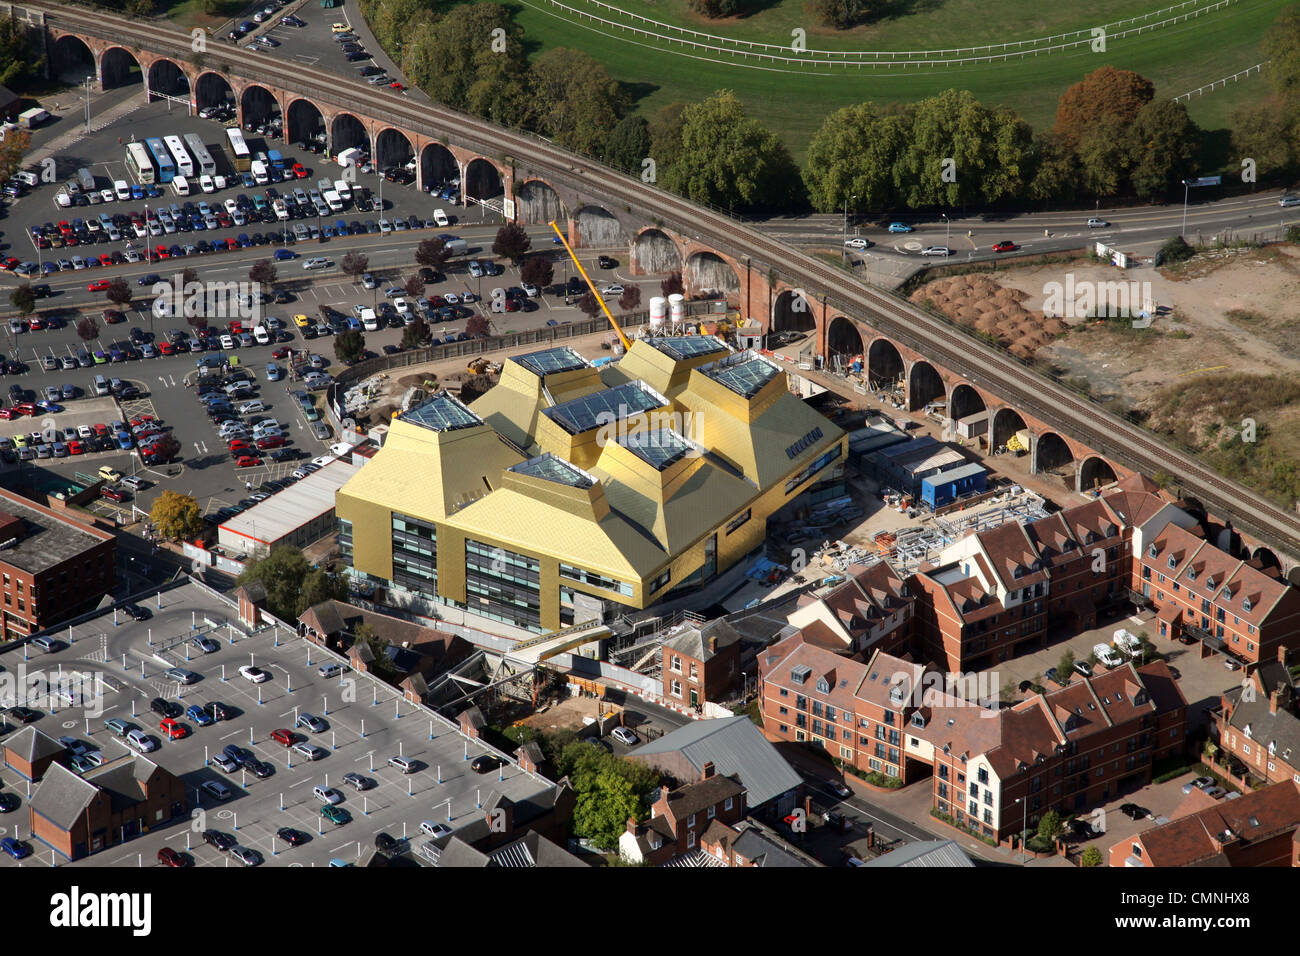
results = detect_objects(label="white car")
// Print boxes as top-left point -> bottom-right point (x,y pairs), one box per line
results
1087,217 -> 1110,228
600,283 -> 624,296
313,786 -> 343,805
420,820 -> 452,837
920,246 -> 950,257
1279,195 -> 1300,207
223,198 -> 239,216
1093,643 -> 1123,668
303,257 -> 329,270
239,664 -> 270,683
520,282 -> 539,298
393,297 -> 411,316
199,175 -> 215,193
844,237 -> 871,249
611,727 -> 640,746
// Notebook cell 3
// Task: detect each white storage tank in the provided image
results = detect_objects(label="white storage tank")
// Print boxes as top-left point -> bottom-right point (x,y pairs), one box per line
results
649,296 -> 667,329
668,293 -> 685,326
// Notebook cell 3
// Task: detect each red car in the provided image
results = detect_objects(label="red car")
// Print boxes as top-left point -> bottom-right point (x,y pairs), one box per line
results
228,439 -> 252,453
67,440 -> 84,455
256,435 -> 286,450
270,728 -> 295,747
27,316 -> 44,331
91,423 -> 111,436
87,279 -> 111,292
427,295 -> 445,308
99,254 -> 114,266
130,414 -> 156,428
0,408 -> 15,421
0,257 -> 18,271
158,341 -> 176,355
234,455 -> 262,468
389,81 -> 405,91
100,485 -> 125,502
157,846 -> 188,867
12,403 -> 36,417
103,309 -> 125,324
154,245 -> 170,260
992,241 -> 1018,253
291,163 -> 307,179
272,346 -> 291,360
224,238 -> 238,251
227,321 -> 243,334
159,718 -> 187,740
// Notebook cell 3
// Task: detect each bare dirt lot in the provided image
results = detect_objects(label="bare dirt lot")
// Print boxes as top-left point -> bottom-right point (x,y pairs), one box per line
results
912,243 -> 1300,504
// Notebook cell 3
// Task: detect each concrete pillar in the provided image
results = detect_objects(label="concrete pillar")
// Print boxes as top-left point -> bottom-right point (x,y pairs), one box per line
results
1029,434 -> 1040,474
414,144 -> 423,194
567,217 -> 579,250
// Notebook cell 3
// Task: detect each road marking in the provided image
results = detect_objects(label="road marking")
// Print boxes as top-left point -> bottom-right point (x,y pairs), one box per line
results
219,728 -> 243,740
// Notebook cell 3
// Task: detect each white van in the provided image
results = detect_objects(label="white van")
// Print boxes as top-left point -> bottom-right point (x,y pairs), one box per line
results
16,170 -> 40,188
360,307 -> 378,331
113,179 -> 130,200
272,199 -> 288,220
171,175 -> 190,197
199,174 -> 215,194
388,756 -> 415,774
1113,629 -> 1142,658
251,160 -> 269,185
323,189 -> 343,212
433,208 -> 449,227
332,180 -> 351,201
252,326 -> 270,345
1093,643 -> 1123,668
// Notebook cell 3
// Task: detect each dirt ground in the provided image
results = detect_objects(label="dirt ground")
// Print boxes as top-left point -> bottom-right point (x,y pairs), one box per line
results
514,695 -> 602,733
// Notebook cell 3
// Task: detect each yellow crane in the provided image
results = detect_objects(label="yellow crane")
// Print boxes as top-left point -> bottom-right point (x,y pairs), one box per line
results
548,221 -> 631,351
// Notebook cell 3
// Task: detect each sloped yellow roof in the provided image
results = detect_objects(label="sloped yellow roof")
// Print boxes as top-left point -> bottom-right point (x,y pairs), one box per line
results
337,418 -> 523,519
446,486 -> 668,579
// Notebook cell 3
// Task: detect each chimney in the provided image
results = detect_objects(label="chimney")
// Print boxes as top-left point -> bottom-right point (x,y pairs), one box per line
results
701,761 -> 715,779
1280,644 -> 1290,667
626,816 -> 639,835
1271,689 -> 1282,716
709,635 -> 718,654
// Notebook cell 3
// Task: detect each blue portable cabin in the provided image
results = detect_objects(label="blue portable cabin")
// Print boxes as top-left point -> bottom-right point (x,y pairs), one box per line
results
921,462 -> 987,510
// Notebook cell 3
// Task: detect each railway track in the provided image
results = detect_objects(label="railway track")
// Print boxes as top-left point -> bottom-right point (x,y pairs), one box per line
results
31,3 -> 1300,556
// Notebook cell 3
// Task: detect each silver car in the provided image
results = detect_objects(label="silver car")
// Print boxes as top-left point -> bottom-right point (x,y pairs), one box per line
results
164,667 -> 199,685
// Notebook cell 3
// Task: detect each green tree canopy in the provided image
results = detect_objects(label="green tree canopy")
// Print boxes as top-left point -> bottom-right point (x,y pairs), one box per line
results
149,490 -> 204,540
334,329 -> 366,364
660,90 -> 801,212
1231,98 -> 1298,179
1264,4 -> 1300,109
237,545 -> 346,620
804,102 -> 910,213
1127,100 -> 1200,200
526,48 -> 627,158
0,19 -> 38,88
648,102 -> 688,166
604,115 -> 651,174
9,285 -> 35,320
401,4 -> 527,117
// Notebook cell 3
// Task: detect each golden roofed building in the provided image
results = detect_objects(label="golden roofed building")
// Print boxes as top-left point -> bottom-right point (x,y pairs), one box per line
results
336,339 -> 846,633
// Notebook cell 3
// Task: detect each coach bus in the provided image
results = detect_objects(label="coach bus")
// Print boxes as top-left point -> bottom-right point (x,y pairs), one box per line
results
183,133 -> 217,178
144,137 -> 176,184
163,134 -> 194,179
224,127 -> 251,173
124,142 -> 155,185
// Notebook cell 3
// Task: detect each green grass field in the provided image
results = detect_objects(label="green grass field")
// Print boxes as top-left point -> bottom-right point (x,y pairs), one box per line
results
507,0 -> 1287,163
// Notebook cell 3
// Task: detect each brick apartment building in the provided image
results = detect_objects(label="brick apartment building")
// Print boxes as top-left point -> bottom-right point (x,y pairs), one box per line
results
921,659 -> 1187,844
1110,779 -> 1300,867
1133,519 -> 1300,668
784,562 -> 914,656
0,489 -> 116,641
758,633 -> 930,783
1212,648 -> 1300,787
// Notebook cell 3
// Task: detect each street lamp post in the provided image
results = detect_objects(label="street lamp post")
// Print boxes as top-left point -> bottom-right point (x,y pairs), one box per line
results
1182,180 -> 1190,237
841,194 -> 857,264
1015,796 -> 1028,865
942,213 -> 950,247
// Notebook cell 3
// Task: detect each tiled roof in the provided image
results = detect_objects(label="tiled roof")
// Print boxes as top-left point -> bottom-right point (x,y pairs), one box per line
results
28,761 -> 99,830
1129,780 -> 1300,866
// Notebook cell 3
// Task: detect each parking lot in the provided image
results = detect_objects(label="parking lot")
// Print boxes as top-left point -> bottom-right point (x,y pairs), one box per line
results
0,579 -> 552,867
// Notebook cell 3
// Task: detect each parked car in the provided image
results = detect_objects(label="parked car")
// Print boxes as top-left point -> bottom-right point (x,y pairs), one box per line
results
1182,776 -> 1216,795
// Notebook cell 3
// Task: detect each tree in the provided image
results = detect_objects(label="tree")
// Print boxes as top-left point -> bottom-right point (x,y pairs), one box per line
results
0,127 -> 30,182
688,0 -> 747,15
400,3 -> 528,119
1264,4 -> 1300,109
648,103 -> 688,165
892,90 -> 1032,209
75,316 -> 100,343
526,48 -> 628,158
572,768 -> 642,849
148,433 -> 181,464
661,271 -> 684,297
150,490 -> 203,540
1080,846 -> 1103,867
1057,649 -> 1075,681
248,259 -> 278,287
660,91 -> 802,212
0,20 -> 38,88
804,102 -> 909,213
1159,235 -> 1195,263
1076,116 -> 1132,198
353,621 -> 401,681
105,278 -> 132,309
577,292 -> 600,317
1026,132 -> 1080,205
334,329 -> 365,364
604,115 -> 651,174
340,250 -> 369,280
465,314 -> 491,338
237,545 -> 346,620
492,221 -> 531,265
618,285 -> 642,313
809,0 -> 884,29
401,317 -> 429,349
520,254 -> 554,289
1231,97 -> 1298,180
8,285 -> 35,323
1053,67 -> 1155,149
404,274 -> 425,298
1127,100 -> 1200,200
1037,810 -> 1065,842
414,237 -> 451,269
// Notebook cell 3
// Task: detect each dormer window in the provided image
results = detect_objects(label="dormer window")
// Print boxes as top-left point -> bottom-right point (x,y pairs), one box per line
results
1187,568 -> 1197,581
1167,555 -> 1177,569
1149,544 -> 1158,558
1243,598 -> 1253,613
1206,575 -> 1216,589
1244,724 -> 1253,739
791,665 -> 811,685
1013,565 -> 1024,579
1086,531 -> 1097,544
1106,524 -> 1118,537
816,677 -> 829,693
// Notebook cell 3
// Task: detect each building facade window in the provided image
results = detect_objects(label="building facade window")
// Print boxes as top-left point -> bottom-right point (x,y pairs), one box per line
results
391,513 -> 437,594
465,539 -> 542,631
558,563 -> 634,597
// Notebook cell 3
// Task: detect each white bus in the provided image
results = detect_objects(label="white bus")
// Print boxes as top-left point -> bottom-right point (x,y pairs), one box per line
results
124,142 -> 155,184
183,133 -> 216,178
164,134 -> 194,179
224,127 -> 251,173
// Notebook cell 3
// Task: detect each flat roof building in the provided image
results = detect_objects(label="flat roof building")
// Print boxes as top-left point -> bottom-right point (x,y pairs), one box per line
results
219,457 -> 362,557
337,341 -> 846,633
